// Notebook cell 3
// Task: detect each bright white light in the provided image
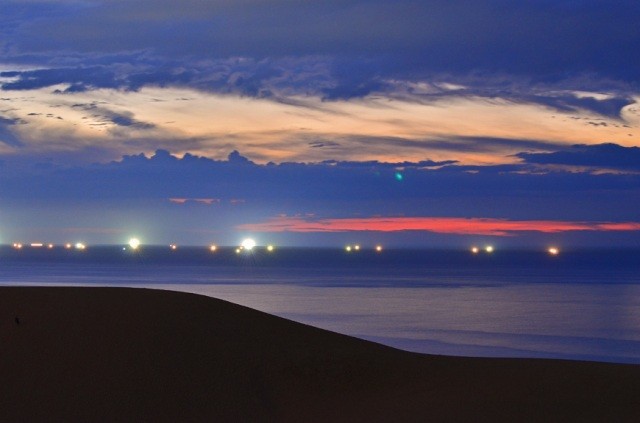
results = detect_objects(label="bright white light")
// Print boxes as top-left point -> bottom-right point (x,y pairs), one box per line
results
75,243 -> 86,250
210,245 -> 217,252
267,245 -> 274,252
548,247 -> 560,255
241,238 -> 256,250
471,246 -> 479,254
128,238 -> 141,250
170,244 -> 177,250
354,244 -> 360,251
485,245 -> 494,253
345,245 -> 352,252
375,245 -> 383,252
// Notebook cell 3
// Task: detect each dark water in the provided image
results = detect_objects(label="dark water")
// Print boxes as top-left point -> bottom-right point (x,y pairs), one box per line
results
2,246 -> 640,363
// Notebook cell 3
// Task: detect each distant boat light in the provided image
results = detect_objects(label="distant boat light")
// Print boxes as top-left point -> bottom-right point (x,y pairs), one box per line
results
375,245 -> 383,252
210,245 -> 217,252
75,243 -> 86,250
128,238 -> 141,250
485,245 -> 494,253
548,247 -> 560,256
267,245 -> 274,252
241,238 -> 256,251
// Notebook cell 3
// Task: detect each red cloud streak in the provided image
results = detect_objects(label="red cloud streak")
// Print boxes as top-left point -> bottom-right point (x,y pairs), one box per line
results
237,217 -> 640,236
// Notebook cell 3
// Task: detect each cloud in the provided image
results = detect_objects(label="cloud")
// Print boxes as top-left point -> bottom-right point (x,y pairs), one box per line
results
7,1 -> 639,79
516,143 -> 640,171
0,115 -> 24,147
1,146 -> 639,220
236,216 -> 640,236
0,1 -> 638,116
2,60 -> 637,120
1,145 -> 639,245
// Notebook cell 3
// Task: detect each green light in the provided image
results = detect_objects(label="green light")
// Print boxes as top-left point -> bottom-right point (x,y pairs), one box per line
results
395,172 -> 404,181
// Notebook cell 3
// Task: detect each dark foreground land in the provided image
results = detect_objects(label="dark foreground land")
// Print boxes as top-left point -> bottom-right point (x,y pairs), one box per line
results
1,287 -> 639,422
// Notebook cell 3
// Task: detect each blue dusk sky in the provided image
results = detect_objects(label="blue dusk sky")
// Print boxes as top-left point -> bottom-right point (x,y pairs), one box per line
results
0,0 -> 639,247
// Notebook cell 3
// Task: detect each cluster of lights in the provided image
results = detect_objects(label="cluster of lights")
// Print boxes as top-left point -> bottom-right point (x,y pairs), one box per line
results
233,238 -> 276,254
345,244 -> 384,252
470,245 -> 561,256
13,242 -> 84,250
471,245 -> 494,254
6,239 -> 560,257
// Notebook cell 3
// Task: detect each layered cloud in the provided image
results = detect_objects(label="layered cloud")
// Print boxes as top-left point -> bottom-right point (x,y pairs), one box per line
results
517,143 -> 640,172
1,146 -> 639,245
0,1 -> 639,245
0,84 -> 637,165
1,1 -> 639,166
237,216 -> 640,236
4,1 -> 640,80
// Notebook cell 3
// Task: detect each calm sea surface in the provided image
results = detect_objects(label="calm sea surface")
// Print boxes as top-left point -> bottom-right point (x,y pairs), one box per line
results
2,246 -> 639,364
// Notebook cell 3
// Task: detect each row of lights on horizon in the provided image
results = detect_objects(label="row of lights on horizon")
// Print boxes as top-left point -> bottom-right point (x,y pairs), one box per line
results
12,242 -> 86,250
345,244 -> 384,252
470,245 -> 560,256
9,240 -> 562,256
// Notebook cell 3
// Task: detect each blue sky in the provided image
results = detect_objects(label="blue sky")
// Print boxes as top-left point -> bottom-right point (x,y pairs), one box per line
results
0,0 -> 639,247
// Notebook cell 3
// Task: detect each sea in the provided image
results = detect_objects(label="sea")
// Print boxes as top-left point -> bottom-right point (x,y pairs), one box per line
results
2,245 -> 639,364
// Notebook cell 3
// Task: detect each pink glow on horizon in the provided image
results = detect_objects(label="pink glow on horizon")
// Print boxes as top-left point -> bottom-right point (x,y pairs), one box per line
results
237,216 -> 640,236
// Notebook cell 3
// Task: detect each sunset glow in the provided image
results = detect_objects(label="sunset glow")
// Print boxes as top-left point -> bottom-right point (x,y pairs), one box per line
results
0,1 -> 638,247
238,217 -> 640,236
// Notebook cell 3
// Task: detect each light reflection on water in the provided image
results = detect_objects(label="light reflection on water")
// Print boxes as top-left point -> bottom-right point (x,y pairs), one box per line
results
147,282 -> 640,364
1,247 -> 639,363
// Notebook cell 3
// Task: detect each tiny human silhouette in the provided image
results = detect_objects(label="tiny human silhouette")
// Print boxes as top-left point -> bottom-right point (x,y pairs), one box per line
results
15,317 -> 20,325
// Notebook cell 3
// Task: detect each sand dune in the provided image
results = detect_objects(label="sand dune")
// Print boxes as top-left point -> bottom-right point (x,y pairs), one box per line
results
1,287 -> 639,422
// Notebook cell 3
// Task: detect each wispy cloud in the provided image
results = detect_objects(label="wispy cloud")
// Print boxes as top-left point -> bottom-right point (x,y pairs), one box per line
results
237,216 -> 640,236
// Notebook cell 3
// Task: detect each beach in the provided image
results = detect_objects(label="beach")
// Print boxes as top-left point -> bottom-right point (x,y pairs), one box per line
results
1,286 -> 639,421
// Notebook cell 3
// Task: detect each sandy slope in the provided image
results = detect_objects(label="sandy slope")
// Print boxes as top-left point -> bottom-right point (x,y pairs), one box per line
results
1,287 -> 639,422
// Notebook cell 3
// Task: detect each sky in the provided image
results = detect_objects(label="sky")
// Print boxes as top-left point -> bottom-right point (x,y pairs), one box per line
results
0,0 -> 639,248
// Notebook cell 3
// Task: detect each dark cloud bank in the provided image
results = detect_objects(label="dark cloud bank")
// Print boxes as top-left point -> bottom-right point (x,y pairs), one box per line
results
1,1 -> 639,116
1,143 -> 639,222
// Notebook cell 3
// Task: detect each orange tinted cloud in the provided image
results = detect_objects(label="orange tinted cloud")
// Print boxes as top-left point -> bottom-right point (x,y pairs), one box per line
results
237,216 -> 640,236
